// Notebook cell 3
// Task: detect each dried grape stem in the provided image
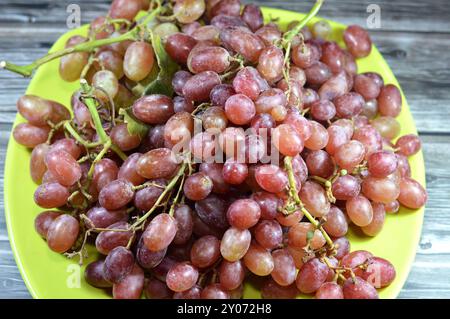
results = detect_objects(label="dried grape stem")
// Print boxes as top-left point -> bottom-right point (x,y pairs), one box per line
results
284,156 -> 335,250
0,5 -> 163,77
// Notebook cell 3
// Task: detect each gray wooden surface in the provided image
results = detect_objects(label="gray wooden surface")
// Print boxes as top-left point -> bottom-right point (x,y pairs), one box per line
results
0,0 -> 449,299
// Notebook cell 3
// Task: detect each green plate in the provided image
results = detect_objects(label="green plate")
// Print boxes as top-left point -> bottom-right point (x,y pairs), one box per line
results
4,7 -> 426,299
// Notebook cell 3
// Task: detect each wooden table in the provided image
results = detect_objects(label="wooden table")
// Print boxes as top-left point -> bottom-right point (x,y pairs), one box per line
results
0,0 -> 449,298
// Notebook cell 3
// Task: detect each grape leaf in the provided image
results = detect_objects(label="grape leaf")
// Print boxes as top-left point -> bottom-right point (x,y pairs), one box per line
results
119,108 -> 149,138
142,31 -> 179,97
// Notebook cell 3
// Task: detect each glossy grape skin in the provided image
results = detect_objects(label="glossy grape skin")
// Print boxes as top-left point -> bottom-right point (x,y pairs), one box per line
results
271,248 -> 296,286
333,92 -> 364,119
95,50 -> 124,80
304,121 -> 328,151
13,123 -> 50,148
320,41 -> 345,74
367,150 -> 398,178
200,284 -> 230,299
227,27 -> 265,63
85,260 -> 112,288
323,206 -> 348,237
220,227 -> 251,262
398,177 -> 427,209
292,42 -> 321,69
261,278 -> 299,299
183,71 -> 221,102
326,124 -> 351,156
310,99 -> 336,122
17,95 -> 54,126
359,257 -> 396,288
316,282 -> 344,299
282,109 -> 312,142
343,277 -> 379,299
143,214 -> 178,252
272,124 -> 304,157
123,41 -> 154,82
95,221 -> 133,255
395,134 -> 421,157
299,181 -> 330,218
217,260 -> 245,291
34,182 -> 70,208
304,62 -> 331,86
226,198 -> 260,229
253,219 -> 282,250
318,71 -> 351,101
190,131 -> 217,162
195,194 -> 229,230
145,278 -> 173,299
45,149 -> 82,187
341,250 -> 373,274
288,222 -> 325,250
166,262 -> 199,292
34,211 -> 61,238
255,23 -> 282,46
296,258 -> 329,294
172,71 -> 192,96
255,88 -> 286,115
334,140 -> 366,172
134,180 -> 166,212
331,175 -> 361,201
109,0 -> 142,20
136,148 -> 179,179
171,204 -> 194,245
257,45 -> 284,83
378,84 -> 402,117
371,116 -> 400,140
132,95 -> 174,125
305,151 -> 333,180
45,214 -> 79,253
233,66 -> 269,101
343,25 -> 372,58
110,124 -> 141,151
89,16 -> 114,40
200,163 -> 229,194
362,202 -> 386,236
188,45 -> 230,74
112,263 -> 144,300
210,84 -> 235,107
29,143 -> 50,184
59,36 -> 89,82
255,165 -> 288,194
222,160 -> 247,185
241,4 -> 263,31
352,125 -> 382,156
243,242 -> 274,276
276,210 -> 303,227
251,192 -> 281,220
173,284 -> 202,299
183,172 -> 213,201
189,235 -> 221,268
165,33 -> 197,65
117,153 -> 145,186
103,246 -> 135,284
362,175 -> 400,203
225,94 -> 256,125
98,179 -> 134,210
85,206 -> 127,229
174,0 -> 206,23
92,159 -> 119,193
346,195 -> 373,227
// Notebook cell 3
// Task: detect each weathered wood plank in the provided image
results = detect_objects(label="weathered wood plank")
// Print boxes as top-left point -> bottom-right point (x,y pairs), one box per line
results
0,0 -> 449,32
0,28 -> 449,133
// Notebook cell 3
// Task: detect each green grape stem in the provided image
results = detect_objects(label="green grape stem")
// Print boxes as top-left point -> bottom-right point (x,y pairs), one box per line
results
284,156 -> 335,250
0,5 -> 163,77
283,0 -> 324,43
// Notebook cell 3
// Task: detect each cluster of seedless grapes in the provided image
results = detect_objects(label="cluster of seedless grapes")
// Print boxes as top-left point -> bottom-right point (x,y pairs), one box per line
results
8,0 -> 427,299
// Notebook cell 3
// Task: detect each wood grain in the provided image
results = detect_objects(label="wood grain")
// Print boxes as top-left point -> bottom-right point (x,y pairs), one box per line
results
0,0 -> 449,299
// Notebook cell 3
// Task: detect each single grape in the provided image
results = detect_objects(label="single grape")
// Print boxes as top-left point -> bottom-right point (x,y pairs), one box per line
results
188,45 -> 230,74
343,25 -> 372,58
323,206 -> 348,237
362,202 -> 386,236
272,124 -> 304,157
257,45 -> 284,83
183,172 -> 213,201
190,235 -> 221,268
343,277 -> 379,299
334,140 -> 366,172
362,175 -> 400,203
144,278 -> 173,299
378,84 -> 402,117
85,206 -> 127,229
110,123 -> 141,151
243,242 -> 274,276
331,175 -> 361,200
398,177 -> 427,209
98,179 -> 134,210
299,181 -> 330,218
143,213 -> 178,252
118,153 -> 146,186
201,284 -> 230,299
220,227 -> 251,262
34,182 -> 70,208
255,165 -> 288,194
296,258 -> 329,294
136,148 -> 179,179
132,95 -> 174,125
359,257 -> 396,288
46,214 -> 79,253
254,220 -> 283,250
195,194 -> 230,230
174,0 -> 206,23
172,204 -> 194,245
59,36 -> 89,82
225,94 -> 256,125
395,134 -> 421,157
13,123 -> 50,148
166,262 -> 199,292
222,160 -> 248,185
93,158 -> 119,192
226,198 -> 261,229
103,246 -> 135,284
316,282 -> 344,299
271,248 -> 296,286
109,0 -> 142,20
233,66 -> 269,101
210,84 -> 236,107
34,211 -> 61,238
261,278 -> 299,299
202,106 -> 228,131
165,33 -> 198,65
183,71 -> 221,102
85,260 -> 112,288
123,41 -> 154,82
304,121 -> 329,151
95,221 -> 133,255
288,222 -> 326,250
113,264 -> 144,299
346,195 -> 373,226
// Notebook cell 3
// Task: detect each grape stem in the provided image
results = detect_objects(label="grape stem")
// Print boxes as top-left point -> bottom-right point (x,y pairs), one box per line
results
0,5 -> 163,77
131,157 -> 189,229
282,0 -> 324,43
284,156 -> 335,250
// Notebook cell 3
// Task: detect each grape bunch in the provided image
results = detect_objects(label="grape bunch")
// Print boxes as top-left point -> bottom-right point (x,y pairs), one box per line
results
7,0 -> 427,299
